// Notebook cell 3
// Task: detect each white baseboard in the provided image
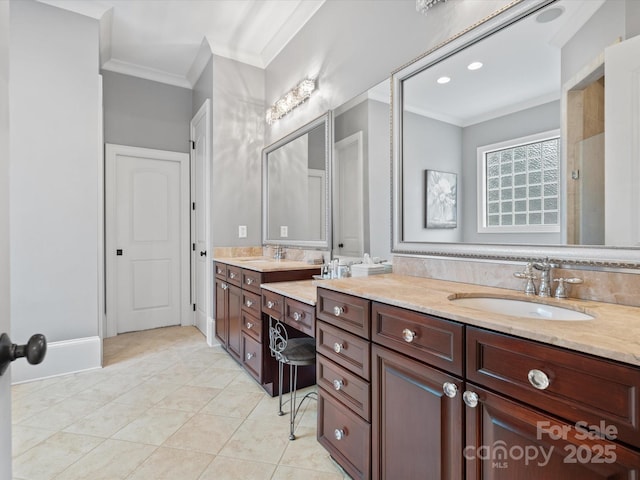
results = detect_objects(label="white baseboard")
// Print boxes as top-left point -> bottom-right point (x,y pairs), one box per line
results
206,317 -> 220,347
11,335 -> 102,384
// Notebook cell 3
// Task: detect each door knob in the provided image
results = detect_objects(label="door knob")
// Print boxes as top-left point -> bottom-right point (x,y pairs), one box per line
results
0,333 -> 47,376
200,251 -> 207,257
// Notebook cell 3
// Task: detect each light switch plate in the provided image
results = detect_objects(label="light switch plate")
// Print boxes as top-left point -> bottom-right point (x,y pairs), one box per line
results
238,225 -> 247,238
280,226 -> 288,238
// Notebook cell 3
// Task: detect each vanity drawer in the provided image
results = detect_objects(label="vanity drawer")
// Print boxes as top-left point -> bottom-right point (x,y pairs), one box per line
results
318,389 -> 371,480
317,354 -> 371,421
262,290 -> 284,320
467,326 -> 640,449
241,290 -> 261,317
317,321 -> 370,380
317,288 -> 371,339
214,262 -> 226,279
284,298 -> 315,337
372,302 -> 464,376
242,269 -> 262,294
241,332 -> 262,382
226,265 -> 242,287
241,310 -> 262,343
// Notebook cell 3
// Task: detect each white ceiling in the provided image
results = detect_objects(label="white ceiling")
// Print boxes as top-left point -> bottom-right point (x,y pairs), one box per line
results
37,0 -> 325,88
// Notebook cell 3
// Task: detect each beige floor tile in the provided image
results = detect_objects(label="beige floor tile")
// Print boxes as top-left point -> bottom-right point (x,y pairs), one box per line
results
11,391 -> 66,425
279,426 -> 340,473
187,367 -> 241,389
12,432 -> 104,480
72,373 -> 150,404
126,447 -> 213,480
200,388 -> 265,418
199,456 -> 277,480
217,417 -> 290,464
225,370 -> 269,393
111,407 -> 194,445
53,439 -> 155,480
19,397 -> 105,431
11,425 -> 56,458
162,413 -> 242,454
63,401 -> 149,438
111,378 -> 180,407
272,465 -> 345,480
155,384 -> 222,412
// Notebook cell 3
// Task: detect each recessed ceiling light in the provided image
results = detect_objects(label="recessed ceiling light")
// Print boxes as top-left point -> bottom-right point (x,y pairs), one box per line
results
467,62 -> 483,71
536,6 -> 564,24
437,76 -> 451,84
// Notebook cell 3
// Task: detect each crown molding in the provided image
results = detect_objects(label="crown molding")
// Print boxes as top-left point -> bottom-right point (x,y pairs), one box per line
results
101,58 -> 192,89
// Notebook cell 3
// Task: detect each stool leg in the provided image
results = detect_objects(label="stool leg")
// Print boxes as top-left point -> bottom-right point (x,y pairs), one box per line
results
289,364 -> 298,440
277,360 -> 284,416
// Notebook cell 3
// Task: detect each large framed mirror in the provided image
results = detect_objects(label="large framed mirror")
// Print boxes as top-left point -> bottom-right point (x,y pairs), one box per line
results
262,112 -> 331,249
392,0 -> 640,267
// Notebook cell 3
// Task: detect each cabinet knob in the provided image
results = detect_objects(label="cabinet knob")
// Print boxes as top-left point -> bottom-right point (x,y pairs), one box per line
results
221,283 -> 228,290
246,322 -> 254,329
463,391 -> 479,408
442,382 -> 458,398
333,306 -> 345,317
246,352 -> 255,360
245,300 -> 253,308
292,311 -> 304,322
229,272 -> 236,279
246,278 -> 254,285
333,379 -> 344,391
527,369 -> 550,390
402,328 -> 416,343
334,428 -> 346,441
333,342 -> 344,354
267,300 -> 275,309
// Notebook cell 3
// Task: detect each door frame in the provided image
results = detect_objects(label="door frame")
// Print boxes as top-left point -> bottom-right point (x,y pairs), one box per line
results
105,143 -> 191,338
190,100 -> 213,344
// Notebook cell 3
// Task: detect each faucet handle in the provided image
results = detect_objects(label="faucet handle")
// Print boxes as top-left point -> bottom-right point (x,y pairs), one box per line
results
514,263 -> 537,295
553,277 -> 583,299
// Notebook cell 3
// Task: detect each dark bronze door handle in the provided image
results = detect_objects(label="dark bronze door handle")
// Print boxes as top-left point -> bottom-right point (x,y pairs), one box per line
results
0,333 -> 47,376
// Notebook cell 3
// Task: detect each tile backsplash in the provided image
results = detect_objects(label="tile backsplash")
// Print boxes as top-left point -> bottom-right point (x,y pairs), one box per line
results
393,255 -> 640,308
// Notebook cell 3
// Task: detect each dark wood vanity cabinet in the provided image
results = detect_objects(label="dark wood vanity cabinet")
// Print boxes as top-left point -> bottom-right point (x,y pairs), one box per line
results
214,274 -> 242,361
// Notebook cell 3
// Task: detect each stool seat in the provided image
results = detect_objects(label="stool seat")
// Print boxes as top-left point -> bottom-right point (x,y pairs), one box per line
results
279,338 -> 316,366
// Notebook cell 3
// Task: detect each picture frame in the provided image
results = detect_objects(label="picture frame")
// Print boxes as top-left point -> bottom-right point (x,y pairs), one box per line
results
425,169 -> 457,229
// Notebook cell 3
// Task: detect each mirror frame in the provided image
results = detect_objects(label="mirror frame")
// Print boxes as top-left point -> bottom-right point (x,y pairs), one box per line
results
391,0 -> 640,269
262,112 -> 332,250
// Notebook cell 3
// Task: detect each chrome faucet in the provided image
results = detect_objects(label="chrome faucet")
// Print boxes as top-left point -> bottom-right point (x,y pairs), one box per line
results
513,262 -> 537,295
532,258 -> 558,297
273,245 -> 285,260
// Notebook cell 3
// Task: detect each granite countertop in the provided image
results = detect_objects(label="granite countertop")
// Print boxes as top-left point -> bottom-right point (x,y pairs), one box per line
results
312,273 -> 640,367
214,256 -> 321,273
260,279 -> 318,306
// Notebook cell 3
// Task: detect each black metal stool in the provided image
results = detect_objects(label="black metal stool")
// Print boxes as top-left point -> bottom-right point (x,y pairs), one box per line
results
268,316 -> 317,440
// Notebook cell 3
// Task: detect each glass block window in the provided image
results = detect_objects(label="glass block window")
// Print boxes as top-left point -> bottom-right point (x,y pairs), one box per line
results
477,130 -> 561,233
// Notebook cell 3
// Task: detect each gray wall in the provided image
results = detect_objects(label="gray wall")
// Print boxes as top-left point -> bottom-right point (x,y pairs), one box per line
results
103,71 -> 192,153
0,1 -> 11,474
10,1 -> 101,345
193,56 -> 213,116
461,100 -> 561,245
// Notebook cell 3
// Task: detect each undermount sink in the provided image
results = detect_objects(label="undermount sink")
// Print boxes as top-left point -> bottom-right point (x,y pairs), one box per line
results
449,296 -> 594,321
237,258 -> 273,263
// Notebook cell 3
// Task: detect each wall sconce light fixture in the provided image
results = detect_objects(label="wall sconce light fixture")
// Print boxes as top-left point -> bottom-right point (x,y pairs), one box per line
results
266,77 -> 317,125
416,0 -> 446,15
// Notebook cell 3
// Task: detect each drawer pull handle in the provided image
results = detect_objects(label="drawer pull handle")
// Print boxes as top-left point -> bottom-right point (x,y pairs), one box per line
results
333,379 -> 344,391
442,382 -> 458,398
334,428 -> 346,441
246,352 -> 255,360
402,328 -> 416,343
528,369 -> 550,390
246,322 -> 254,329
217,268 -> 223,274
333,342 -> 344,354
221,283 -> 228,290
463,391 -> 479,408
229,272 -> 236,279
246,277 -> 254,285
267,300 -> 276,309
245,300 -> 253,308
333,306 -> 345,316
292,311 -> 305,321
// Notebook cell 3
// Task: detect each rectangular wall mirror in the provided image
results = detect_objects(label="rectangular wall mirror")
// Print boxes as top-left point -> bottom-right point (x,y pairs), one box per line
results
392,0 -> 640,266
262,112 -> 331,249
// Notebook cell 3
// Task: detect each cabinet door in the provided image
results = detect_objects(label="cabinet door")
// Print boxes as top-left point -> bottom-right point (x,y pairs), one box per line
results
226,283 -> 243,361
214,278 -> 228,345
465,384 -> 640,479
372,344 -> 463,480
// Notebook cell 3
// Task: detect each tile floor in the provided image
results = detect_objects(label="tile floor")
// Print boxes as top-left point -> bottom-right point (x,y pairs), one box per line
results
11,326 -> 348,480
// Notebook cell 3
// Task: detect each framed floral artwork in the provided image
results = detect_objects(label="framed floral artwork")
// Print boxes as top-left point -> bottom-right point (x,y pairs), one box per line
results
425,170 -> 457,228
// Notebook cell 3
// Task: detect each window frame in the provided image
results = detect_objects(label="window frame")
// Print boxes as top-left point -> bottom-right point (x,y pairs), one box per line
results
476,129 -> 561,234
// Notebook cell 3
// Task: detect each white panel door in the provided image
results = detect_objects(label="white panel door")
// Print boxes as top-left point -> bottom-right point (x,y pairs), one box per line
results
106,145 -> 190,336
308,168 -> 326,241
191,100 -> 210,338
334,132 -> 364,257
605,35 -> 640,246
